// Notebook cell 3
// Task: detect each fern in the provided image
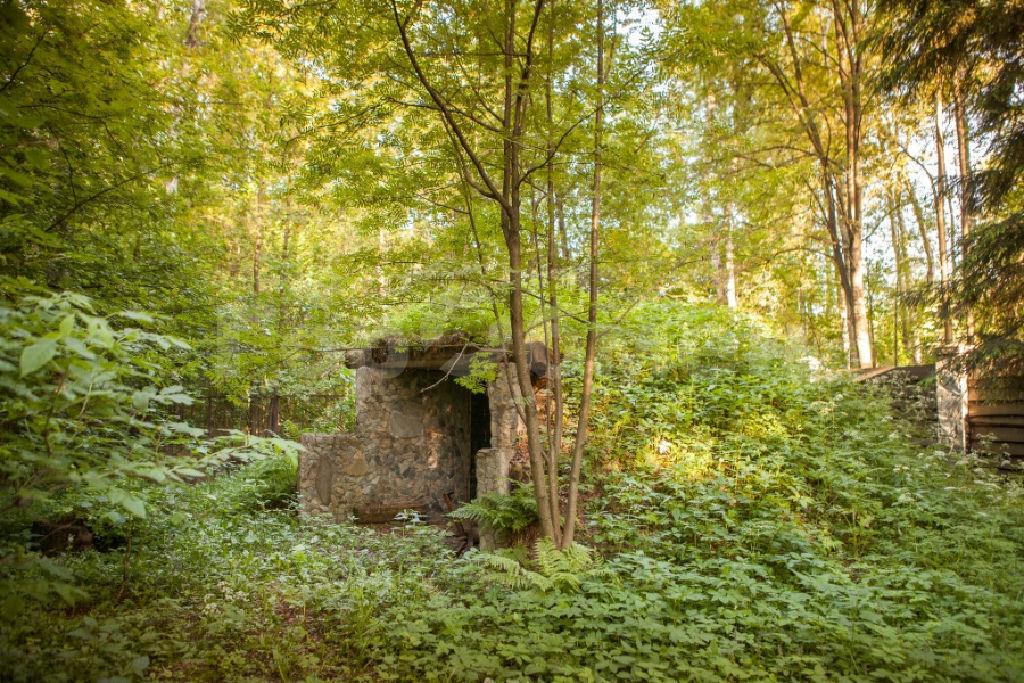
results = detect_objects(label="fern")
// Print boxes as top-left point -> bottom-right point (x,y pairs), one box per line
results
450,485 -> 538,533
474,538 -> 595,592
476,552 -> 554,591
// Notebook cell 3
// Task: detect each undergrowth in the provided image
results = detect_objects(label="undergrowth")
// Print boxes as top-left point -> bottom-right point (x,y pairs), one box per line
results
2,305 -> 1022,681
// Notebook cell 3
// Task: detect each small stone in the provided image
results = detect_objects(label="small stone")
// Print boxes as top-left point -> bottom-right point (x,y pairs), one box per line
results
315,456 -> 333,504
389,401 -> 425,438
344,453 -> 370,477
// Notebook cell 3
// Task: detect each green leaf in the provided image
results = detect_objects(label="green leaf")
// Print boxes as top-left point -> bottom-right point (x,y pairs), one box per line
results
165,421 -> 205,437
175,467 -> 205,478
135,466 -> 167,483
88,318 -> 115,349
58,314 -> 75,338
161,393 -> 193,405
104,509 -> 127,524
117,310 -> 156,323
51,582 -> 86,605
20,337 -> 57,376
131,655 -> 150,676
107,487 -> 146,518
131,391 -> 153,410
64,336 -> 96,359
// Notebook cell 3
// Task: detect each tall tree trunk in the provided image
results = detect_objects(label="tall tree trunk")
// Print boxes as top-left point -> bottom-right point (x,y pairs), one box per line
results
277,221 -> 291,338
703,96 -> 727,306
892,289 -> 899,367
543,7 -> 562,531
906,176 -> 935,285
556,196 -> 569,262
823,169 -> 856,369
771,3 -> 867,367
704,193 -> 725,304
946,187 -> 959,269
499,0 -> 557,542
934,87 -> 953,344
834,0 -> 872,369
866,279 -> 876,367
229,235 -> 240,279
839,280 -> 851,369
724,202 -> 737,310
953,79 -> 975,343
185,0 -> 206,48
562,0 -> 603,549
253,185 -> 264,297
888,190 -> 904,365
891,185 -> 912,360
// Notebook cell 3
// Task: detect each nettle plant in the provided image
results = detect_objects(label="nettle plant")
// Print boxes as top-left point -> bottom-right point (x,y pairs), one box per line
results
0,291 -> 203,518
0,291 -> 299,614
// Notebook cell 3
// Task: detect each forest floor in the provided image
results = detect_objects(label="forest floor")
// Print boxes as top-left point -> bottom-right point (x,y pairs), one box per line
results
3,316 -> 1023,681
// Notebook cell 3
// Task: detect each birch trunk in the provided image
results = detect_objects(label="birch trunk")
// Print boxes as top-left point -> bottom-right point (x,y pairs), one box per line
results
562,0 -> 603,548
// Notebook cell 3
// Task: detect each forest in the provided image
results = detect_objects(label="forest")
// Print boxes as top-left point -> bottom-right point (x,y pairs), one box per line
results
1,0 -> 1023,680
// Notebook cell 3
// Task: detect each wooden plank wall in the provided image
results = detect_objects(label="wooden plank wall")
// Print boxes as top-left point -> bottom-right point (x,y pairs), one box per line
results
968,376 -> 1024,457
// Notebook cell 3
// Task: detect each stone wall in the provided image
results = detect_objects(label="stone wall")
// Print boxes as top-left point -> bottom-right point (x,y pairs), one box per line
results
299,367 -> 473,519
485,361 -> 519,494
297,434 -> 363,518
298,360 -> 528,523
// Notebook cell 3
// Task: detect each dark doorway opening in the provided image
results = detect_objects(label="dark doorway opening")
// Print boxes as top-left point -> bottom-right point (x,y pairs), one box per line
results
469,391 -> 491,500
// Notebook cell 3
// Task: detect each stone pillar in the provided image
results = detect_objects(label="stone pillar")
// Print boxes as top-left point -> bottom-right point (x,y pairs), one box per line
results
475,448 -> 510,497
487,361 -> 522,455
936,345 -> 969,451
477,362 -> 522,550
475,447 -> 510,551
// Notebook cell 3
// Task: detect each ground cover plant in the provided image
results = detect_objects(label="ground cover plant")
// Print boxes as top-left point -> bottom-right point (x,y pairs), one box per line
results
1,306 -> 1022,681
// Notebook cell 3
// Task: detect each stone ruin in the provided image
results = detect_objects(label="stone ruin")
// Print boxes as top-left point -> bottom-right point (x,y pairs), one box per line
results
297,338 -> 551,527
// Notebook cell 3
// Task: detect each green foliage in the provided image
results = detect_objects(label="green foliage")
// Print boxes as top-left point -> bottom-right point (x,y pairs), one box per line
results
454,354 -> 498,395
878,0 -> 1024,365
4,304 -> 1021,681
0,291 -> 195,518
374,306 -> 1024,681
472,537 -> 594,593
2,0 -> 1023,676
0,449 -> 450,681
593,304 -> 817,466
450,484 -> 538,533
0,0 -> 218,326
0,290 -> 303,621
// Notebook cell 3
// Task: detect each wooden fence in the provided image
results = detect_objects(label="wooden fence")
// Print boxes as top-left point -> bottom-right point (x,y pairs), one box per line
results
968,375 -> 1024,457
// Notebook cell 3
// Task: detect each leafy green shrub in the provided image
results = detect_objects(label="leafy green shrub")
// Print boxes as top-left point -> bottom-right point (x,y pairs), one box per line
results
3,300 -> 1023,682
0,291 -> 200,519
0,291 -> 303,621
450,483 -> 538,533
473,537 -> 595,592
368,303 -> 1024,681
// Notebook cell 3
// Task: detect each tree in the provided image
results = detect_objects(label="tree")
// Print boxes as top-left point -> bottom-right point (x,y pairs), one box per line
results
663,0 -> 878,367
879,0 -> 1024,364
241,0 -> 651,546
0,1 -> 217,317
